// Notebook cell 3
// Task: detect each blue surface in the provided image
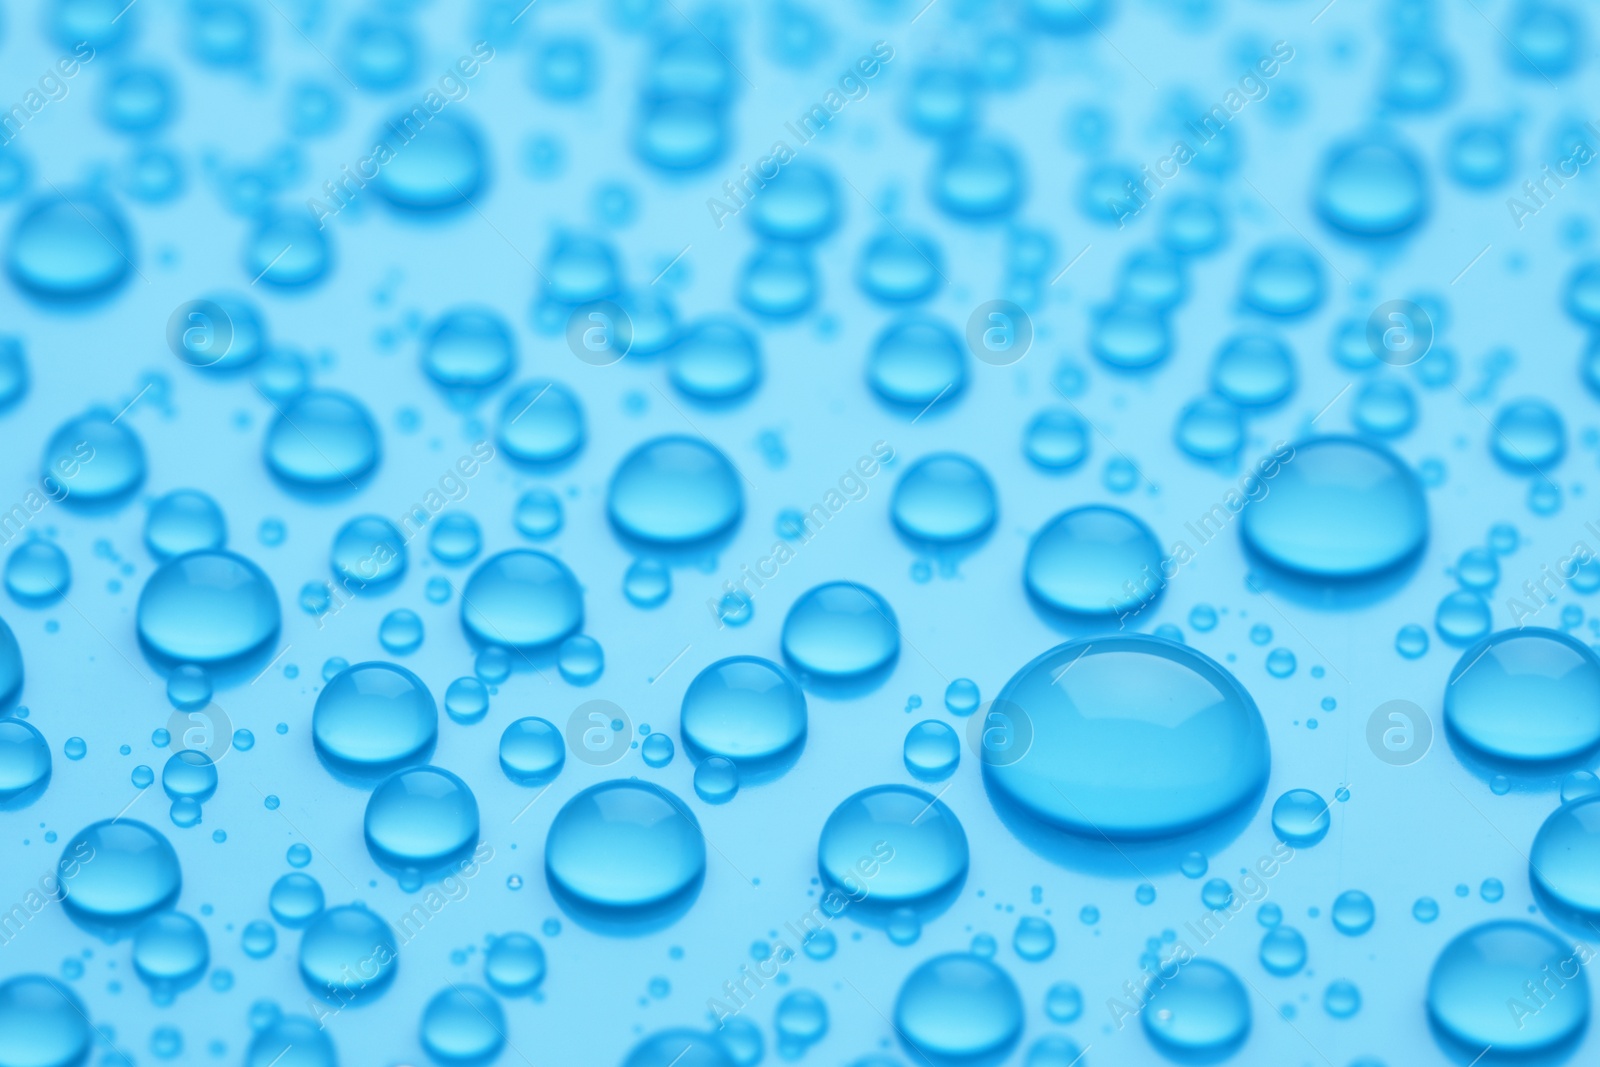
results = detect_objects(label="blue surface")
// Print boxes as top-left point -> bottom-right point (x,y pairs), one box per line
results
1,0 -> 1599,1065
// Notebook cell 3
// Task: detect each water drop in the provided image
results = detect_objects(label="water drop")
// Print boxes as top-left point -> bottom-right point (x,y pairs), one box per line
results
1427,921 -> 1588,1052
894,954 -> 1022,1063
1271,789 -> 1330,846
58,819 -> 181,931
1025,506 -> 1164,618
499,718 -> 564,785
782,582 -> 899,681
144,490 -> 226,561
818,785 -> 966,914
608,436 -> 743,546
545,781 -> 705,922
136,550 -> 279,664
312,661 -> 438,778
299,904 -> 398,1004
986,636 -> 1269,838
891,454 -> 997,544
1445,628 -> 1600,761
364,765 -> 478,872
263,390 -> 380,489
1241,436 -> 1426,579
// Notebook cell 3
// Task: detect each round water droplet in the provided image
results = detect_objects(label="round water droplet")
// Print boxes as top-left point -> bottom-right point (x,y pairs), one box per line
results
670,319 -> 762,402
1142,959 -> 1250,1057
132,911 -> 208,991
819,785 -> 967,913
498,380 -> 584,465
858,232 -> 943,305
58,819 -> 181,930
444,677 -> 489,724
782,582 -> 899,681
1428,921 -> 1589,1052
1261,926 -> 1307,975
1024,409 -> 1089,471
1445,628 -> 1600,762
378,609 -> 423,655
608,436 -> 743,546
622,1030 -> 734,1067
930,137 -> 1024,219
545,781 -> 705,921
460,549 -> 583,650
246,1016 -> 336,1067
373,113 -> 486,212
1211,334 -> 1295,407
137,550 -> 280,663
245,212 -> 329,289
891,454 -> 997,544
420,984 -> 505,1065
269,873 -> 324,928
264,390 -> 379,489
1241,436 -> 1426,579
1090,302 -> 1170,370
680,656 -> 806,769
499,717 -> 564,785
693,756 -> 740,804
44,412 -> 145,505
894,954 -> 1023,1063
423,308 -> 515,393
1175,397 -> 1244,461
750,162 -> 838,242
1492,398 -> 1565,472
867,317 -> 966,409
162,749 -> 216,801
485,932 -> 546,996
6,192 -> 135,301
5,540 -> 69,606
1240,243 -> 1323,318
0,975 -> 91,1067
514,489 -> 563,540
1332,890 -> 1375,935
1314,137 -> 1429,237
330,515 -> 406,592
364,766 -> 478,872
558,634 -> 603,685
312,661 -> 437,777
642,732 -> 675,768
145,490 -> 226,560
299,904 -> 398,1004
429,513 -> 481,566
0,718 -> 49,804
1271,789 -> 1330,846
904,721 -> 960,781
1024,506 -> 1164,617
1013,916 -> 1055,961
624,559 -> 671,608
986,636 -> 1269,839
